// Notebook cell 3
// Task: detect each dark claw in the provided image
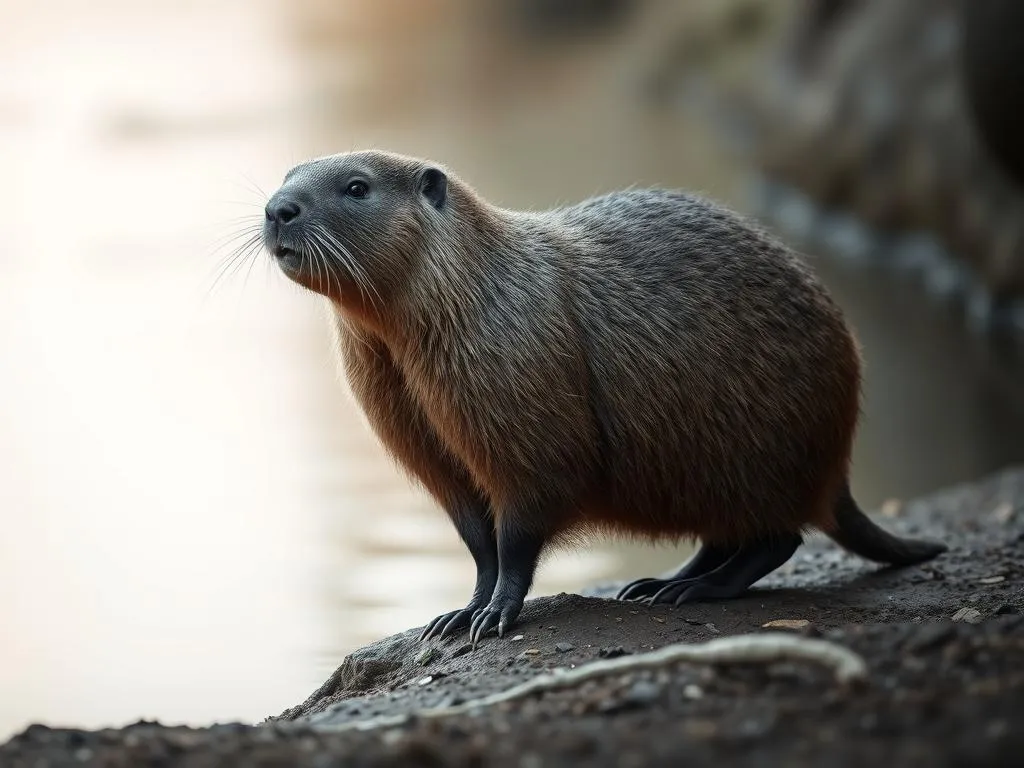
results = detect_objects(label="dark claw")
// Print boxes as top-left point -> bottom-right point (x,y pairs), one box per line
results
469,607 -> 502,647
420,604 -> 483,642
616,577 -> 668,601
647,578 -> 698,606
468,597 -> 523,647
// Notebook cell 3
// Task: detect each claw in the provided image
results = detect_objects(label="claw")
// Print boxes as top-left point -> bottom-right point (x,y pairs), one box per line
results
616,577 -> 665,601
468,599 -> 520,648
420,603 -> 484,642
646,579 -> 694,606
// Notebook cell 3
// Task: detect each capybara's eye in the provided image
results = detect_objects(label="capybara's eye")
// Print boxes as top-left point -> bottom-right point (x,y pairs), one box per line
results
345,180 -> 369,199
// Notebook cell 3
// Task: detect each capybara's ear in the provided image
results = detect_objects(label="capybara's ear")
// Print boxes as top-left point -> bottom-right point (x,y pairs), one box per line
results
418,167 -> 448,210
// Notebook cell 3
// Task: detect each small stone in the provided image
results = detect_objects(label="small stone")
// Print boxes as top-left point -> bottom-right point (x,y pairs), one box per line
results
704,623 -> 720,634
451,643 -> 473,658
762,619 -> 811,630
651,616 -> 665,623
624,680 -> 660,705
951,607 -> 983,624
992,503 -> 1014,523
417,675 -> 433,686
415,647 -> 438,666
510,635 -> 525,642
979,576 -> 1006,585
555,642 -> 575,653
524,648 -> 541,655
683,684 -> 703,699
880,498 -> 902,518
598,646 -> 630,658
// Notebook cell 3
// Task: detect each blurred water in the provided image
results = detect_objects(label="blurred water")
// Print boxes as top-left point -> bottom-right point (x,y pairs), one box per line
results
0,0 -> 1022,740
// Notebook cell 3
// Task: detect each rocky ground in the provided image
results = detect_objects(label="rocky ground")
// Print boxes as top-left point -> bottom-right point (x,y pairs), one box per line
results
3,467 -> 1023,767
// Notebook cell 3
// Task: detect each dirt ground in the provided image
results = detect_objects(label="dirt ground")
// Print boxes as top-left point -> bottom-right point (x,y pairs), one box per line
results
3,467 -> 1023,767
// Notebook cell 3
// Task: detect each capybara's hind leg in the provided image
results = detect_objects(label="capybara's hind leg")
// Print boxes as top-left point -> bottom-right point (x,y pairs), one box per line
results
617,542 -> 735,601
642,532 -> 802,607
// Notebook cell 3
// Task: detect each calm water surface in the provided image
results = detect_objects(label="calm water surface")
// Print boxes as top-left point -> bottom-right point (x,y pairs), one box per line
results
1,0 -> 1022,740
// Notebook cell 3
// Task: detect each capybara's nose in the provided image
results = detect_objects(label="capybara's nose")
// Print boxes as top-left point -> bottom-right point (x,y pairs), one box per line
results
265,197 -> 302,225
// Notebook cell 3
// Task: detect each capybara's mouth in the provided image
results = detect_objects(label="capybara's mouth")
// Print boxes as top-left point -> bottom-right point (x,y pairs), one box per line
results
272,244 -> 302,272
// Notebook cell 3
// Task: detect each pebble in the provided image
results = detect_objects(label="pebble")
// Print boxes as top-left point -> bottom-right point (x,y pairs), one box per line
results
510,635 -> 525,642
415,648 -> 438,666
598,646 -> 631,659
951,607 -> 983,624
624,681 -> 661,705
555,642 -> 575,653
992,503 -> 1014,523
978,576 -> 1006,585
683,684 -> 704,700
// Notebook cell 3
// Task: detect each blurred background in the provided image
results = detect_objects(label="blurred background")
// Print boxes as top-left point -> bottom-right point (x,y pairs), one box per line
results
1,0 -> 1023,741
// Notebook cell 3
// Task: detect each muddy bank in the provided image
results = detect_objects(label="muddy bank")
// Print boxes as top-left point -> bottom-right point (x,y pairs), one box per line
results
3,467 -> 1023,767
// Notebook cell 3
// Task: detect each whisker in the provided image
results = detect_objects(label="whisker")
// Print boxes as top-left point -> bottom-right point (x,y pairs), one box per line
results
308,226 -> 354,298
208,225 -> 263,259
220,247 -> 261,295
207,235 -> 264,295
310,233 -> 341,299
310,228 -> 359,307
313,223 -> 385,311
313,237 -> 332,298
301,231 -> 325,295
238,172 -> 270,202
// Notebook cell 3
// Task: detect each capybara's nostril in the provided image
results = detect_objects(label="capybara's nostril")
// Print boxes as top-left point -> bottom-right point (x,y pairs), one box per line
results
266,199 -> 301,225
